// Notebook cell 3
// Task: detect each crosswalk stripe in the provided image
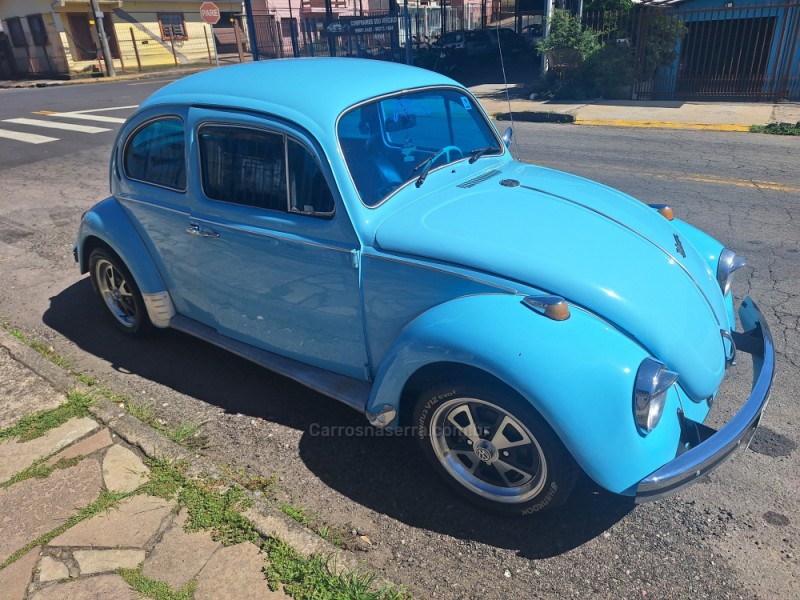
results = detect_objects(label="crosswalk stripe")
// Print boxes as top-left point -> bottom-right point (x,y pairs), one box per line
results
36,110 -> 126,123
0,128 -> 58,144
68,105 -> 138,113
2,118 -> 110,134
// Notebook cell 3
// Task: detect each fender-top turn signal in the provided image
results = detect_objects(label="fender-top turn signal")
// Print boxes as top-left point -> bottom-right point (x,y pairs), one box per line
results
522,295 -> 570,321
648,203 -> 674,221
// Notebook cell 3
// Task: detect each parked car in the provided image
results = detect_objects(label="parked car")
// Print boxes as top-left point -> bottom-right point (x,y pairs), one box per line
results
75,59 -> 774,516
431,29 -> 492,58
521,23 -> 543,47
485,27 -> 529,59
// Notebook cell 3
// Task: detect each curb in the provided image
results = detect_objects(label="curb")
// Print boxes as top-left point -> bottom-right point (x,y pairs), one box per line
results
0,66 -> 211,90
493,111 -> 575,123
0,327 -> 378,579
573,118 -> 752,132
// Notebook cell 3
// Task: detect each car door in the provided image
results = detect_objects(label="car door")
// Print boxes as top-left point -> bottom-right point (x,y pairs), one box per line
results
182,108 -> 370,381
115,107 -> 205,321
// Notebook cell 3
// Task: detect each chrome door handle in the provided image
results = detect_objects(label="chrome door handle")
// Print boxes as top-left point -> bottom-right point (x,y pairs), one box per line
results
186,224 -> 219,238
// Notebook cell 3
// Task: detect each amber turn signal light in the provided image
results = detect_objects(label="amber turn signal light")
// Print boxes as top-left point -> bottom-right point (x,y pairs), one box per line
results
522,296 -> 571,321
648,203 -> 674,221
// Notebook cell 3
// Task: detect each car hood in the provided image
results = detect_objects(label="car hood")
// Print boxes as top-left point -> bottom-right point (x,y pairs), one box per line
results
373,162 -> 727,401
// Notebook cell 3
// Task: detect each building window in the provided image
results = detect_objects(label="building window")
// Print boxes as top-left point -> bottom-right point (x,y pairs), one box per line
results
6,17 -> 26,47
27,14 -> 48,46
280,18 -> 296,38
158,13 -> 187,41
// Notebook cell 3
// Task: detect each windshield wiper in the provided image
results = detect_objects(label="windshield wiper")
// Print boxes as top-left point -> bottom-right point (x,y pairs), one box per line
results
412,147 -> 454,188
468,145 -> 499,164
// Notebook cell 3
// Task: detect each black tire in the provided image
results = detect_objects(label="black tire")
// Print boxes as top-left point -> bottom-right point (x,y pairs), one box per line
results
88,248 -> 151,336
413,380 -> 578,516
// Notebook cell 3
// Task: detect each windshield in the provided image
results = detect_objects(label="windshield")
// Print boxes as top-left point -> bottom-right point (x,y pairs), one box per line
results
338,88 -> 503,207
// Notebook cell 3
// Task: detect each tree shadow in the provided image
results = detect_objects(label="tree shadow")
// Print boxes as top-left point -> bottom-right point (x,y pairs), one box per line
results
45,279 -> 633,558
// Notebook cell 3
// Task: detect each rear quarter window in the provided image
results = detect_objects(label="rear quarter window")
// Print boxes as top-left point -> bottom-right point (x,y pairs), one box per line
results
123,117 -> 186,191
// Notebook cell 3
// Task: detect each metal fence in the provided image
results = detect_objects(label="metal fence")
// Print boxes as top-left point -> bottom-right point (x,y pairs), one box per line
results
582,3 -> 800,101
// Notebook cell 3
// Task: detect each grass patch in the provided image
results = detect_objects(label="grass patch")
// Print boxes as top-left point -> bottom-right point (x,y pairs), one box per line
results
74,372 -> 98,387
263,538 -> 409,600
118,566 -> 196,600
750,122 -> 800,135
120,399 -> 209,451
1,324 -> 72,369
0,489 -> 128,570
0,390 -> 93,443
222,468 -> 278,497
280,503 -> 361,551
143,460 -> 259,546
0,456 -> 82,489
281,503 -> 316,526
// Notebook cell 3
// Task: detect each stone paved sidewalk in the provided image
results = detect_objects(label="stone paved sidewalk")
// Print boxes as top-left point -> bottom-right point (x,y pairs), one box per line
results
0,343 -> 288,599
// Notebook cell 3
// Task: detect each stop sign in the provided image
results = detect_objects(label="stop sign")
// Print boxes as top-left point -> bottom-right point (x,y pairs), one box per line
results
200,2 -> 221,25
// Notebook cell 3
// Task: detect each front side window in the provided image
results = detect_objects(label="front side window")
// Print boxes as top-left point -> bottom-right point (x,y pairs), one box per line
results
200,126 -> 287,211
159,13 -> 186,40
124,118 -> 186,191
198,126 -> 335,217
337,88 -> 502,207
287,139 -> 335,215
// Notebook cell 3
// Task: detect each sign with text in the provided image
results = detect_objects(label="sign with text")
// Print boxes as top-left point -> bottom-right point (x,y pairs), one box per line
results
326,15 -> 398,37
200,2 -> 221,25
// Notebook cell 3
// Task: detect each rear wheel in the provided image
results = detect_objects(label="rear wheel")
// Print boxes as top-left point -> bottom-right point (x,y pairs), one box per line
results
88,248 -> 150,336
413,381 -> 577,516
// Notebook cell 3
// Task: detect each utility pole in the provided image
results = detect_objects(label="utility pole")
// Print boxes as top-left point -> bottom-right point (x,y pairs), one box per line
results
88,0 -> 115,77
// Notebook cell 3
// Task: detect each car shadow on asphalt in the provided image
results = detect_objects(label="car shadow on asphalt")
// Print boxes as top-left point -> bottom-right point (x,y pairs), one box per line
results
45,279 -> 634,559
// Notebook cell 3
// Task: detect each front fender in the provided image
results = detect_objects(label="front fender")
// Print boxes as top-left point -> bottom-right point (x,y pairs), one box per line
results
77,197 -> 174,327
672,218 -> 735,330
368,293 -> 685,494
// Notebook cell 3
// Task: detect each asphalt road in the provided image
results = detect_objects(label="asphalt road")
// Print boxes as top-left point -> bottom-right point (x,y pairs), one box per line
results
0,76 -> 176,169
0,80 -> 798,599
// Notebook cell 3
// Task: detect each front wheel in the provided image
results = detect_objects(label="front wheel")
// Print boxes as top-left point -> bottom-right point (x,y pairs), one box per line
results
413,381 -> 577,516
88,248 -> 150,336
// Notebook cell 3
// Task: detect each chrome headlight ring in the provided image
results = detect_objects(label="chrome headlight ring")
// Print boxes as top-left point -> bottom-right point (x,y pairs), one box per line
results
634,358 -> 679,436
717,248 -> 747,296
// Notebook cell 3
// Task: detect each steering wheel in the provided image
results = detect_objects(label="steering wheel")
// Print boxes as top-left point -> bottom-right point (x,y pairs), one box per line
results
438,145 -> 463,164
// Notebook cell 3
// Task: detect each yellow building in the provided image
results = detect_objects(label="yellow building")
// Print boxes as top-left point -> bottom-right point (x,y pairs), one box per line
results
0,0 -> 246,78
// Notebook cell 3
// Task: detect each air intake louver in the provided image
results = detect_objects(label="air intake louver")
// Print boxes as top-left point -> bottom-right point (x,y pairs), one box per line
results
457,169 -> 502,188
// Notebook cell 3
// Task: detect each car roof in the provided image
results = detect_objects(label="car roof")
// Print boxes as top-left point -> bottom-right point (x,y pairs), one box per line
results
139,58 -> 460,138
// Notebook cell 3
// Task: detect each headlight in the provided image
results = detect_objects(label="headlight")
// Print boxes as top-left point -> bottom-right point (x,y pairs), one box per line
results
716,248 -> 746,296
633,358 -> 679,435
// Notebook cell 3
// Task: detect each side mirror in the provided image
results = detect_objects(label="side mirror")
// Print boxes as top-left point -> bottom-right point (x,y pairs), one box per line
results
502,127 -> 513,148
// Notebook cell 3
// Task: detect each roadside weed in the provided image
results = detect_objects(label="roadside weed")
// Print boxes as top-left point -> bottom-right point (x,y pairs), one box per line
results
280,503 -> 359,551
263,538 -> 409,600
0,390 -> 93,442
0,324 -> 72,369
0,489 -> 128,570
0,456 -> 83,489
750,123 -> 800,135
281,503 -> 316,526
142,460 -> 259,546
117,566 -> 196,600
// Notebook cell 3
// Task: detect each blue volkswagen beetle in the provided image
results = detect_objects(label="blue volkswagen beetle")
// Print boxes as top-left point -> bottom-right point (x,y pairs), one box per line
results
75,59 -> 774,516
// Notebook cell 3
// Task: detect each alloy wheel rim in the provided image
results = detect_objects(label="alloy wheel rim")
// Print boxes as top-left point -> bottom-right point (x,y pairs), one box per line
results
430,397 -> 547,503
95,259 -> 137,327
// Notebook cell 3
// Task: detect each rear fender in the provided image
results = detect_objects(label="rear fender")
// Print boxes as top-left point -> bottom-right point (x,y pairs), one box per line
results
77,197 -> 174,327
368,293 -> 684,494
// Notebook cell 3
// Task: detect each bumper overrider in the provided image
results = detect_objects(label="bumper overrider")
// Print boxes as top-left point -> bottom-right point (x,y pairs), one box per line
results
636,296 -> 774,502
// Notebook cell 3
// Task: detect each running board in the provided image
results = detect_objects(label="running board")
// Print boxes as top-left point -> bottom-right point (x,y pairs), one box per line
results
170,315 -> 371,413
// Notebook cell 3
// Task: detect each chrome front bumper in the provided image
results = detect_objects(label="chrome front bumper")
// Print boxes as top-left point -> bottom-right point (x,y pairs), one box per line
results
636,297 -> 774,502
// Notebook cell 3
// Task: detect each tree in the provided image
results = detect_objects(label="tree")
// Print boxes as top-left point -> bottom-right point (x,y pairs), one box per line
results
538,9 -> 601,61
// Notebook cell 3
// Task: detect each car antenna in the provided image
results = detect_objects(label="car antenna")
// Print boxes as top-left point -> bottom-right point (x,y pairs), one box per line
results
494,21 -> 518,158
